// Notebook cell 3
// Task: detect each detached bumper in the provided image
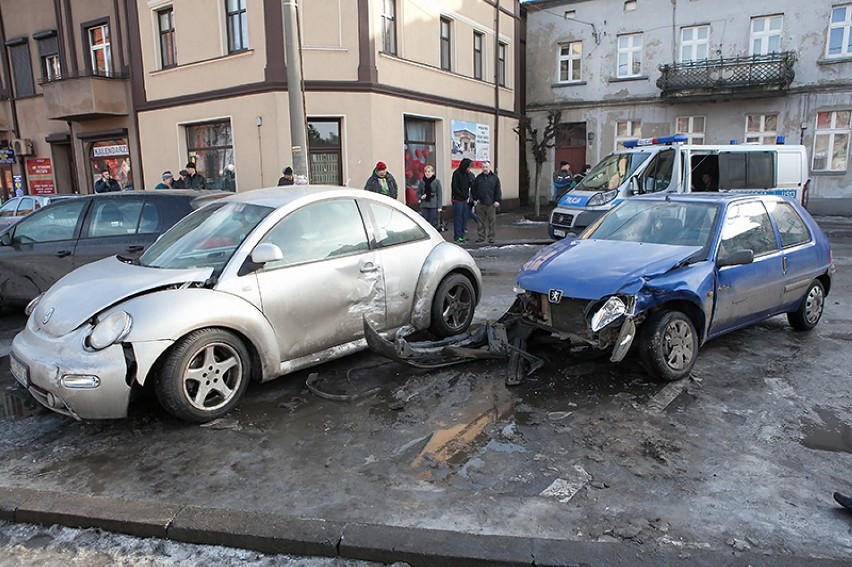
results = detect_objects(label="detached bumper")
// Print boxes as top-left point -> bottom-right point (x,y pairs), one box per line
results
11,324 -> 131,420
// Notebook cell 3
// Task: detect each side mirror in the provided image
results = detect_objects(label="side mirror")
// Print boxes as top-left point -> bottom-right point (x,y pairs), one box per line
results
717,248 -> 754,267
630,176 -> 640,196
250,243 -> 284,264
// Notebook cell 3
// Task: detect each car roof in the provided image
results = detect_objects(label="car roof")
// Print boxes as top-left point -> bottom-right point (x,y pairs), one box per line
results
220,185 -> 388,208
632,192 -> 788,205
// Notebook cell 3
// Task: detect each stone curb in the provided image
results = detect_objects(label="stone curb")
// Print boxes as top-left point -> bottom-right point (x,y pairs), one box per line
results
0,487 -> 848,566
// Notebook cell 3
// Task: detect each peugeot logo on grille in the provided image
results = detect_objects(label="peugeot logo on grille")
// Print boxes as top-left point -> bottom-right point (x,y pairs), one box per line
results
42,307 -> 55,325
548,289 -> 563,303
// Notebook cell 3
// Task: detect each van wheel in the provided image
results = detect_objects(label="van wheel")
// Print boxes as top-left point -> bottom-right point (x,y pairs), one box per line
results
788,280 -> 825,331
638,310 -> 698,382
155,328 -> 250,423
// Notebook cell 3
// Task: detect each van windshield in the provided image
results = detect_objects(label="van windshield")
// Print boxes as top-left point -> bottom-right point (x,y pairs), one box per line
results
574,151 -> 652,192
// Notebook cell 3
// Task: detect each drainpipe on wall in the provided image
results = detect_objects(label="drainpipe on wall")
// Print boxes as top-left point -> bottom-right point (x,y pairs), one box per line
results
493,0 -> 500,174
283,0 -> 309,180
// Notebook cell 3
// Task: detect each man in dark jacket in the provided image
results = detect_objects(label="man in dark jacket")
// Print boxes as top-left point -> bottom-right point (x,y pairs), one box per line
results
183,161 -> 209,190
450,158 -> 474,243
364,161 -> 398,199
278,166 -> 295,186
471,160 -> 502,244
94,169 -> 121,193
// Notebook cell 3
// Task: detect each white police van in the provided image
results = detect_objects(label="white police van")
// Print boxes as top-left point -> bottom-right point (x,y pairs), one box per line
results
549,135 -> 810,238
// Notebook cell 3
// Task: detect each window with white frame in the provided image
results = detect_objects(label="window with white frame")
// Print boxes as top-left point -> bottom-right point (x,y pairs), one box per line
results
558,42 -> 582,82
498,42 -> 507,86
750,15 -> 783,56
35,33 -> 61,81
676,116 -> 705,144
680,25 -> 709,62
440,17 -> 452,71
615,120 -> 642,149
827,4 -> 852,57
88,24 -> 112,76
473,31 -> 484,80
813,110 -> 851,171
381,0 -> 397,54
617,33 -> 642,77
226,0 -> 248,53
745,113 -> 778,144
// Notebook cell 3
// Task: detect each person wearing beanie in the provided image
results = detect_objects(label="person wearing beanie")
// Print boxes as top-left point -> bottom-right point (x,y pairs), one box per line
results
552,160 -> 574,204
278,166 -> 295,186
154,171 -> 175,189
364,161 -> 398,199
182,161 -> 209,190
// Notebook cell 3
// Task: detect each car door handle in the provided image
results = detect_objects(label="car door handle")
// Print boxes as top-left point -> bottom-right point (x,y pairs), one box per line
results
55,250 -> 72,258
782,256 -> 788,273
126,245 -> 144,253
360,262 -> 379,273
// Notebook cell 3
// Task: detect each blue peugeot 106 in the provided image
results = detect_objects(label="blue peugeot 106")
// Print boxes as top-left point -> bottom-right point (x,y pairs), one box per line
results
514,193 -> 834,382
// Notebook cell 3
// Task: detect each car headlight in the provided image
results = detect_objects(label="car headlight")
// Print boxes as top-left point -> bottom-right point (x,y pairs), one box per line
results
513,284 -> 526,294
590,296 -> 626,332
25,294 -> 43,317
587,189 -> 618,208
88,311 -> 132,350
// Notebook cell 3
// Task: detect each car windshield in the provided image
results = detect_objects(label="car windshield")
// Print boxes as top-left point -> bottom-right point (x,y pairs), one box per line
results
139,201 -> 273,270
574,151 -> 652,191
584,200 -> 720,248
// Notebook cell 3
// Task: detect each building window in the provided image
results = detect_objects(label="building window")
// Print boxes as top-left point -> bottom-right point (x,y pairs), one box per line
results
88,24 -> 112,76
35,32 -> 61,82
827,4 -> 852,57
558,42 -> 582,82
403,117 -> 437,194
158,7 -> 177,68
498,42 -> 507,86
677,116 -> 705,144
680,25 -> 709,62
9,42 -> 35,97
616,33 -> 642,77
90,139 -> 131,191
615,120 -> 642,149
750,15 -> 783,56
813,110 -> 851,171
186,120 -> 235,190
745,113 -> 778,144
308,119 -> 343,185
473,31 -> 484,80
440,17 -> 452,71
381,0 -> 397,54
226,0 -> 248,53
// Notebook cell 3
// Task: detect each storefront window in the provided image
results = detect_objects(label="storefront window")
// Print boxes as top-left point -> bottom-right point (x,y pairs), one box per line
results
90,139 -> 132,190
403,117 -> 436,193
186,120 -> 236,191
307,119 -> 342,185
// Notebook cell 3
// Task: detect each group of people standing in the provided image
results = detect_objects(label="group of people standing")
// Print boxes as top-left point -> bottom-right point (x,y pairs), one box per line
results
363,159 -> 501,245
153,161 -> 209,190
551,160 -> 591,204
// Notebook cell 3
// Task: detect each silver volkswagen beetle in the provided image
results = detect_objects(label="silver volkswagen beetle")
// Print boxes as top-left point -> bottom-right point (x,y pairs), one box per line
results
11,187 -> 482,423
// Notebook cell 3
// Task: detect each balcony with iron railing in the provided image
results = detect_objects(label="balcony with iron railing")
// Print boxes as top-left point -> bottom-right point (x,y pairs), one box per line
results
656,51 -> 796,99
40,70 -> 130,121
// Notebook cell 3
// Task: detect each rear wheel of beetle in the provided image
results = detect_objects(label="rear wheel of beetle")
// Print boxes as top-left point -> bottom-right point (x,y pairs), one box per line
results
638,310 -> 698,382
156,328 -> 250,423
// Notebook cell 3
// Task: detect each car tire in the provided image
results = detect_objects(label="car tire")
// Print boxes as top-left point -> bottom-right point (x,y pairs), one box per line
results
788,279 -> 825,331
638,310 -> 698,382
430,273 -> 475,338
155,328 -> 251,423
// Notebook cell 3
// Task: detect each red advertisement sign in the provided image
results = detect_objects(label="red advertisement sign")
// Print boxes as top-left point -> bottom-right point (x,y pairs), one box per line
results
29,180 -> 56,195
25,158 -> 56,195
26,158 -> 53,176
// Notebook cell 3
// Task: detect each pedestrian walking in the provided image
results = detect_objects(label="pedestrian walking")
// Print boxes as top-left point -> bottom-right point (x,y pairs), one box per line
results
182,161 -> 209,190
450,158 -> 474,243
364,161 -> 398,199
94,169 -> 121,193
278,166 -> 294,186
417,164 -> 443,229
472,160 -> 502,244
552,161 -> 574,204
154,171 -> 175,189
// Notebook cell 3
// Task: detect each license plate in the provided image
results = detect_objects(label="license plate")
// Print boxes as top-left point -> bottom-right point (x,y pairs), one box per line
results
553,229 -> 566,237
9,355 -> 29,388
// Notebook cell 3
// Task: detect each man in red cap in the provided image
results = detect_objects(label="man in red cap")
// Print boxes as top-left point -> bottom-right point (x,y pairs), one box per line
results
364,161 -> 398,199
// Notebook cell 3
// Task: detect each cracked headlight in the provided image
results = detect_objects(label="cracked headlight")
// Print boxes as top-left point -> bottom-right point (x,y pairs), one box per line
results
587,190 -> 618,208
590,296 -> 626,332
88,311 -> 132,350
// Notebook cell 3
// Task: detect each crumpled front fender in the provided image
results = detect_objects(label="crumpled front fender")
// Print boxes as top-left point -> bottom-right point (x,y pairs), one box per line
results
409,242 -> 483,330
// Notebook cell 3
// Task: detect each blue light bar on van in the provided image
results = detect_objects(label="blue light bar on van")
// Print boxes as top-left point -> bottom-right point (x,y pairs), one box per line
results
622,134 -> 688,148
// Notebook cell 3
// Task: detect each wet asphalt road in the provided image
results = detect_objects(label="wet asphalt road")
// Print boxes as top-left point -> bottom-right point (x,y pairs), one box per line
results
1,242 -> 852,564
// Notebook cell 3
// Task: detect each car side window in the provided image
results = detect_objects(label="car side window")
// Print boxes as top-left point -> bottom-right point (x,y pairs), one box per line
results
364,201 -> 428,248
768,201 -> 811,248
0,199 -> 16,217
89,199 -> 144,237
17,197 -> 35,216
14,199 -> 87,243
137,201 -> 161,233
639,149 -> 675,194
260,199 -> 369,268
719,201 -> 778,259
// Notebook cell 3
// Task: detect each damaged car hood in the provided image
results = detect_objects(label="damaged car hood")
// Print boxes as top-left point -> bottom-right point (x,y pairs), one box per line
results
32,256 -> 214,336
517,239 -> 703,300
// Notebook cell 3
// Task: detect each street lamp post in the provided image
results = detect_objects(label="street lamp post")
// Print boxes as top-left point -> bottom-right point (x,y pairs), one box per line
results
283,0 -> 309,181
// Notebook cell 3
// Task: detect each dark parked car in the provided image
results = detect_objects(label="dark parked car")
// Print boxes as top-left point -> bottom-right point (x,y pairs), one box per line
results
515,193 -> 834,381
0,190 -> 226,308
